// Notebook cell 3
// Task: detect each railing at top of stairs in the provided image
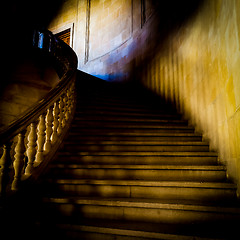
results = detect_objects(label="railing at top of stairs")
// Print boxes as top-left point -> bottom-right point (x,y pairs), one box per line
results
0,29 -> 78,199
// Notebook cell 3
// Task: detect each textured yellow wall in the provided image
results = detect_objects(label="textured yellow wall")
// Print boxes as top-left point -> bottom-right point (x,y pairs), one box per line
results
141,0 -> 240,194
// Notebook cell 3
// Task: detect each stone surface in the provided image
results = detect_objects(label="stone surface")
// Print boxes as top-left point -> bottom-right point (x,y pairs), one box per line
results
48,0 -> 240,201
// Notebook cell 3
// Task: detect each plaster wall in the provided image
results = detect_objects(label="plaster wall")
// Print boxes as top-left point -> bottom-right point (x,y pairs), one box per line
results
48,0 -> 156,81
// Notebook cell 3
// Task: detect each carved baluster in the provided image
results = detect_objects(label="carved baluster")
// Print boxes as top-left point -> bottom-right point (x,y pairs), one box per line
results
35,113 -> 46,164
52,100 -> 60,144
64,91 -> 69,122
69,84 -> 75,115
68,85 -> 74,115
57,97 -> 64,135
44,105 -> 54,153
71,84 -> 76,109
25,122 -> 37,175
12,131 -> 26,191
0,142 -> 12,196
62,94 -> 66,128
66,88 -> 71,116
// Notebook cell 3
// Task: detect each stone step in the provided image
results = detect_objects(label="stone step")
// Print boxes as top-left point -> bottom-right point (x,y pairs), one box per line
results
66,134 -> 203,142
62,141 -> 209,152
70,126 -> 195,134
76,110 -> 181,119
44,179 -> 237,203
51,221 -> 232,240
42,197 -> 240,225
71,123 -> 193,129
78,105 -> 175,114
68,131 -> 201,138
73,117 -> 187,125
57,152 -> 218,166
79,94 -> 142,103
79,92 -> 165,103
78,90 -> 142,102
72,122 -> 189,129
79,99 -> 166,110
48,164 -> 226,182
67,132 -> 203,142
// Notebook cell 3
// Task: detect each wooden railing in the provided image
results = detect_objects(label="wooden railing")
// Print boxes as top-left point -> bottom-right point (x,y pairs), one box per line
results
0,29 -> 78,198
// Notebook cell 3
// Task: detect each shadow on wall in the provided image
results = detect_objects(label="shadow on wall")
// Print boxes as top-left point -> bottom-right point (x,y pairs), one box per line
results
131,0 -> 205,82
4,0 -> 64,84
2,1 -> 64,127
138,0 -> 240,193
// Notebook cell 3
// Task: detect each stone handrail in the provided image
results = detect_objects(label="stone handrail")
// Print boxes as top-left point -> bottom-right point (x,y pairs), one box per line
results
0,29 -> 78,198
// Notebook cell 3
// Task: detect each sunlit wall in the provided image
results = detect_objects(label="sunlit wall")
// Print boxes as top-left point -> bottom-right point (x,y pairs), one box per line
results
140,0 -> 240,194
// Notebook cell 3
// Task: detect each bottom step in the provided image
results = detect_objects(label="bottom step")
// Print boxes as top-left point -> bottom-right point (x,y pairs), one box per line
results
55,224 -> 220,240
42,197 -> 240,225
37,218 -> 240,240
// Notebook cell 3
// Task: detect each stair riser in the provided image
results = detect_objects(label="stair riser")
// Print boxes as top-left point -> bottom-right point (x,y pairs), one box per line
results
50,169 -> 226,182
67,136 -> 203,142
56,156 -> 218,166
45,203 -> 240,225
73,121 -> 188,127
74,116 -> 185,123
80,102 -> 159,110
79,106 -> 175,114
63,145 -> 209,152
76,112 -> 182,120
79,98 -> 168,108
50,184 -> 236,202
55,221 -> 240,240
72,128 -> 195,134
74,124 -> 192,131
60,231 -> 150,240
36,80 -> 240,240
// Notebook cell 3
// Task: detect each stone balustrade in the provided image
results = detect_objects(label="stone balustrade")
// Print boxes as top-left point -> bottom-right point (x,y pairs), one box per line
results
0,29 -> 77,198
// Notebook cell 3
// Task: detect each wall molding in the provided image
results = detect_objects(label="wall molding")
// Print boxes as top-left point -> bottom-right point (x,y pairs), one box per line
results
85,0 -> 134,64
141,0 -> 146,28
84,0 -> 91,64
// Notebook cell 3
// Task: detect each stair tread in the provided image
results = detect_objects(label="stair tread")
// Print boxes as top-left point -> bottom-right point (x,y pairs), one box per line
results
71,124 -> 194,129
76,110 -> 181,118
36,80 -> 239,239
74,116 -> 185,123
50,164 -> 225,170
68,132 -> 202,137
63,141 -> 209,146
59,151 -> 218,156
53,221 -> 226,240
48,179 -> 236,189
78,105 -> 175,112
42,196 -> 240,213
56,155 -> 218,166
